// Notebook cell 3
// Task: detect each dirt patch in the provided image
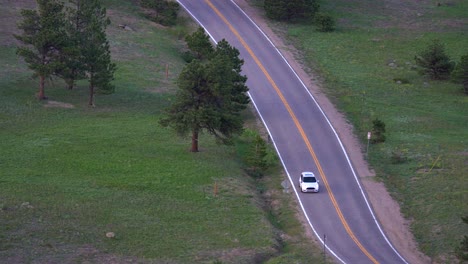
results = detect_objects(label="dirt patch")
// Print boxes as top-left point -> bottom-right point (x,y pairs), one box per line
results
44,100 -> 75,109
233,0 -> 431,263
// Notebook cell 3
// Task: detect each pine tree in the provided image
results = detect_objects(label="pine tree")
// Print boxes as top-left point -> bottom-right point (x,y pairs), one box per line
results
15,0 -> 68,100
160,60 -> 207,152
185,26 -> 214,60
55,0 -> 87,90
160,39 -> 249,152
78,0 -> 116,106
211,39 -> 249,123
414,39 -> 454,80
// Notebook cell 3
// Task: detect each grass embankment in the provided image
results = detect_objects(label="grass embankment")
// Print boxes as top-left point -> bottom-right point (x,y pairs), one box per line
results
281,0 -> 467,261
0,1 -> 325,263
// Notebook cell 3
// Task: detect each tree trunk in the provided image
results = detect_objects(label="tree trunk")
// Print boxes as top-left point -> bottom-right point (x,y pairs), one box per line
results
66,70 -> 76,90
464,79 -> 468,95
66,78 -> 74,90
88,82 -> 94,106
38,75 -> 46,100
191,128 -> 199,152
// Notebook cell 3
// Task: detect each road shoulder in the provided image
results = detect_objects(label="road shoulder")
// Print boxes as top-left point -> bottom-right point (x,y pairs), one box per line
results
232,1 -> 430,263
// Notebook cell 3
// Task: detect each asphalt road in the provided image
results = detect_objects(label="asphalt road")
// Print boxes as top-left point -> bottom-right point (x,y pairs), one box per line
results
176,1 -> 409,263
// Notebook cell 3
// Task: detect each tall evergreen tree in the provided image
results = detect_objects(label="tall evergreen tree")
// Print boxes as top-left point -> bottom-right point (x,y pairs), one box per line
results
15,0 -> 67,100
55,0 -> 87,90
160,60 -> 208,152
160,39 -> 249,152
211,39 -> 249,116
185,26 -> 214,60
78,0 -> 116,106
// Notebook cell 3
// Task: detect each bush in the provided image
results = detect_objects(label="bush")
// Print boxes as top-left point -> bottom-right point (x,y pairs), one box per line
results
314,12 -> 336,32
264,0 -> 319,22
245,134 -> 268,178
391,149 -> 408,164
181,50 -> 195,63
238,130 -> 278,179
140,0 -> 179,26
371,118 -> 386,144
414,39 -> 454,80
451,54 -> 468,95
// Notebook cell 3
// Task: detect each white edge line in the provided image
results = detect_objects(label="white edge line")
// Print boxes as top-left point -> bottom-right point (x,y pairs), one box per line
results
249,97 -> 347,264
228,1 -> 409,263
177,1 -> 345,262
177,1 -> 407,263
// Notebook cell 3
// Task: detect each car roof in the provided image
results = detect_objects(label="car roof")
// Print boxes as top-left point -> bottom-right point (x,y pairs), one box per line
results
301,171 -> 315,177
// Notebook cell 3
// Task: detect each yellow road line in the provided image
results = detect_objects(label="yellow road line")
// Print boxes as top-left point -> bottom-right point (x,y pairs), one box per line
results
204,0 -> 379,263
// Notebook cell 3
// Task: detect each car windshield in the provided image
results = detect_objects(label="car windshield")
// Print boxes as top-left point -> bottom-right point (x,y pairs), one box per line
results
303,176 -> 316,183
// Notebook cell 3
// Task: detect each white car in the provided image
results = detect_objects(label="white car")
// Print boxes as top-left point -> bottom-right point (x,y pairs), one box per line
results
299,172 -> 319,193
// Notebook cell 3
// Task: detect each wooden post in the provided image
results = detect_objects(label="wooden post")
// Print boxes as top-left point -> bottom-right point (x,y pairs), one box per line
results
166,64 -> 169,79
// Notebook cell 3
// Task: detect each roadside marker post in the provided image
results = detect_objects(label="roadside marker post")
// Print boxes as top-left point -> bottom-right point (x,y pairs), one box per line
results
367,132 -> 371,158
166,64 -> 169,79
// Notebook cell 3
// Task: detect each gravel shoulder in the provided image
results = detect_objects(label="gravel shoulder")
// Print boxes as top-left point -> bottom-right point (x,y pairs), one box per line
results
232,1 -> 431,263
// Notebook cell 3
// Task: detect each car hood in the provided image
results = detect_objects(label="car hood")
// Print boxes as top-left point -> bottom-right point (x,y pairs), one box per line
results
302,182 -> 319,189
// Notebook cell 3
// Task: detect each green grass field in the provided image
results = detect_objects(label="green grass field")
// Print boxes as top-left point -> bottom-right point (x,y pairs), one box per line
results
0,1 -> 328,263
3,0 -> 466,262
281,0 -> 468,261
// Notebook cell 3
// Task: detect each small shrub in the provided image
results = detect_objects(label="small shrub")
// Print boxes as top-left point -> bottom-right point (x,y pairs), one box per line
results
245,134 -> 268,178
391,149 -> 408,164
414,39 -> 454,80
371,118 -> 386,144
181,50 -> 195,63
264,0 -> 320,22
140,0 -> 180,26
314,12 -> 336,32
393,78 -> 410,84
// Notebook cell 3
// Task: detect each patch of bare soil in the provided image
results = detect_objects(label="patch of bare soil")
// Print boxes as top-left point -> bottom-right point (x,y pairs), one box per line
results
233,0 -> 431,263
44,100 -> 75,109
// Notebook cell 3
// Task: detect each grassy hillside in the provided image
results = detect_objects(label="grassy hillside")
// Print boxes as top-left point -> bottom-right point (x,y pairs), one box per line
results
1,1 -> 326,263
270,0 -> 468,261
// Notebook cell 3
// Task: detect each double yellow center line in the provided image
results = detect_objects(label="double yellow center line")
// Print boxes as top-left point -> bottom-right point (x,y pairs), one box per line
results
204,0 -> 379,263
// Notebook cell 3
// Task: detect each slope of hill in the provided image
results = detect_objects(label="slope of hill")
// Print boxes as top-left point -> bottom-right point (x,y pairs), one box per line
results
1,0 -> 309,262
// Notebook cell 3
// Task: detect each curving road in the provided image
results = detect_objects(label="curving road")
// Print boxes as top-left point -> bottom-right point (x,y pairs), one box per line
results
176,1 -> 408,263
